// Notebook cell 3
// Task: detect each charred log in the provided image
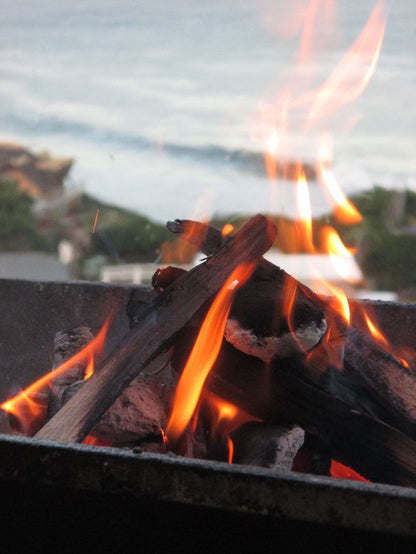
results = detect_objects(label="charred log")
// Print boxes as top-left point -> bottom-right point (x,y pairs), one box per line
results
34,214 -> 276,443
168,219 -> 416,436
206,341 -> 416,487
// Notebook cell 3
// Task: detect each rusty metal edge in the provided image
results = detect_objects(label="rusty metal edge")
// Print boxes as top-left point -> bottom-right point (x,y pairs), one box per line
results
0,433 -> 415,536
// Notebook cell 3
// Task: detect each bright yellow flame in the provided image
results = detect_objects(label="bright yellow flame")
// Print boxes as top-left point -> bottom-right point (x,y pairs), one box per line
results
321,226 -> 360,284
319,279 -> 351,324
84,355 -> 95,380
317,149 -> 362,225
166,262 -> 256,445
296,168 -> 314,252
323,226 -> 354,258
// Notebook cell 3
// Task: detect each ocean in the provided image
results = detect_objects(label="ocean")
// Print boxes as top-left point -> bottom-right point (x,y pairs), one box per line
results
0,0 -> 415,223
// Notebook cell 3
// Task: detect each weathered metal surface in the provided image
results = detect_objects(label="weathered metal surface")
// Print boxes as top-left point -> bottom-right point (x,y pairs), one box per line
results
0,278 -> 415,538
0,278 -> 154,403
0,278 -> 414,404
0,433 -> 415,536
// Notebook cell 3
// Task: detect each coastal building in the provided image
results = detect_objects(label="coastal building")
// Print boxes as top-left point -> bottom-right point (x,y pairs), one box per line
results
0,142 -> 72,199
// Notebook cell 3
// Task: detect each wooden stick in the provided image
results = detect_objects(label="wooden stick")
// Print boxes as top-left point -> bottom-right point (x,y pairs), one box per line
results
207,342 -> 416,487
169,219 -> 416,435
35,214 -> 276,443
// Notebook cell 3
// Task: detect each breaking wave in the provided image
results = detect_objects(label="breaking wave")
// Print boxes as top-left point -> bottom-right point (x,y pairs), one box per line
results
3,112 -> 316,181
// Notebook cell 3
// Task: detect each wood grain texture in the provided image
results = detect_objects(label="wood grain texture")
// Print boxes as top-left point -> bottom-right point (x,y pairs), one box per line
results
35,214 -> 276,443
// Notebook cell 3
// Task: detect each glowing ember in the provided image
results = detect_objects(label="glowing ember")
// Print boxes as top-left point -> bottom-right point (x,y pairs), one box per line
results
227,436 -> 234,464
330,460 -> 369,482
166,262 -> 256,445
92,209 -> 100,234
221,223 -> 234,237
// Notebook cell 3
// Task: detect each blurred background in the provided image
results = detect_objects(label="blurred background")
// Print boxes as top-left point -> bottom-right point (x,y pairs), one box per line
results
0,0 -> 414,299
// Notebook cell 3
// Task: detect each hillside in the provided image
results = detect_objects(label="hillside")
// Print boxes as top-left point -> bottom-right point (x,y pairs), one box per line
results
1,177 -> 415,296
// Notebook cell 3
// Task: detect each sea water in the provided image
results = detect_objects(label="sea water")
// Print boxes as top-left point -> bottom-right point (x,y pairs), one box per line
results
0,0 -> 414,222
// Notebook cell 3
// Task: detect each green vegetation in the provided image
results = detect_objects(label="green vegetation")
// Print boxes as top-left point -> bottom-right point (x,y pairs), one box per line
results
339,187 -> 416,293
0,180 -> 47,250
1,177 -> 415,293
210,187 -> 416,295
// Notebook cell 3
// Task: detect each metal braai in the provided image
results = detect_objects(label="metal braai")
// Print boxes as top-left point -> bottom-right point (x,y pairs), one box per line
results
1,215 -> 416,492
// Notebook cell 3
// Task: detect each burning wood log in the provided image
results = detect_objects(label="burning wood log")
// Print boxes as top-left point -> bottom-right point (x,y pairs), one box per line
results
34,214 -> 276,444
207,342 -> 416,487
168,219 -> 416,436
164,218 -> 416,486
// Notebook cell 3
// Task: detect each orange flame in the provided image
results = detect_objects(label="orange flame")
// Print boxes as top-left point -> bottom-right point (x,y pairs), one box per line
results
321,279 -> 351,324
298,0 -> 320,65
320,226 -> 361,285
358,307 -> 411,368
1,318 -> 111,433
264,127 -> 279,182
205,392 -> 259,464
221,223 -> 234,237
84,354 -> 95,380
295,167 -> 314,253
227,436 -> 234,464
166,262 -> 256,445
92,209 -> 100,234
305,1 -> 386,128
282,276 -> 300,336
317,138 -> 362,224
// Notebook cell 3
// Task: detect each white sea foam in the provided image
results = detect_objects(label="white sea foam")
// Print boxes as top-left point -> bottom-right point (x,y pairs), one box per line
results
0,0 -> 414,221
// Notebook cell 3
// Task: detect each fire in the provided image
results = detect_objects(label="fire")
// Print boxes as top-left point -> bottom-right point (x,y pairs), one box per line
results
166,262 -> 256,445
221,223 -> 234,237
330,460 -> 369,482
1,317 -> 111,434
321,279 -> 350,325
295,167 -> 314,253
264,127 -> 279,182
83,354 -> 95,380
305,1 -> 386,128
357,306 -> 411,368
317,138 -> 362,224
204,393 -> 259,464
320,226 -> 360,285
92,209 -> 100,234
